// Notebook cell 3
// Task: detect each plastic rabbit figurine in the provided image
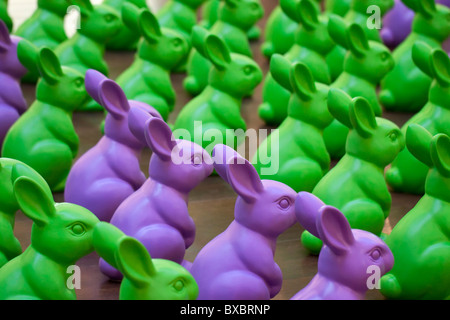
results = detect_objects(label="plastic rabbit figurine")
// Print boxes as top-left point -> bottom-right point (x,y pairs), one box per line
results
54,0 -> 121,111
64,70 -> 162,223
0,159 -> 50,268
323,15 -> 394,159
381,0 -> 450,50
252,55 -> 333,192
156,0 -> 206,72
386,42 -> 450,195
0,1 -> 12,32
258,0 -> 335,126
94,222 -> 199,300
183,0 -> 264,96
380,125 -> 450,300
379,0 -> 450,112
301,90 -> 405,254
2,39 -> 89,192
99,115 -> 213,280
190,144 -> 297,300
0,20 -> 28,151
103,0 -> 149,51
112,2 -> 189,121
0,169 -> 100,300
174,26 -> 262,152
14,0 -> 71,83
292,192 -> 394,300
325,0 -> 395,81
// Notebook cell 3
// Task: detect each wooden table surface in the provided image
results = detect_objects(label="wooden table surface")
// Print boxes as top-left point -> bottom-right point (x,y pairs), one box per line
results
13,0 -> 421,300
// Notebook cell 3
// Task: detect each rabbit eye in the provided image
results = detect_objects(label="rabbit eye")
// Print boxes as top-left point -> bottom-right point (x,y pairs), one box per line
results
278,197 -> 291,210
380,52 -> 390,61
69,223 -> 86,236
243,66 -> 254,75
173,280 -> 185,291
104,14 -> 115,22
74,78 -> 84,88
172,38 -> 182,47
370,249 -> 381,261
388,131 -> 397,142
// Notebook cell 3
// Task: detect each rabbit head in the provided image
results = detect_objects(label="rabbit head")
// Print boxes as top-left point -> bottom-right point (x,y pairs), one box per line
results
12,169 -> 100,264
143,117 -> 213,193
213,144 -> 297,238
219,0 -> 264,32
85,69 -> 162,149
0,19 -> 27,78
295,192 -> 394,294
327,88 -> 405,167
122,3 -> 189,71
328,14 -> 395,84
412,41 -> 450,108
352,0 -> 394,16
192,26 -> 263,98
93,222 -> 199,300
17,39 -> 89,111
404,0 -> 450,42
281,0 -> 335,56
406,124 -> 450,202
72,0 -> 121,43
270,54 -> 333,129
38,0 -> 71,16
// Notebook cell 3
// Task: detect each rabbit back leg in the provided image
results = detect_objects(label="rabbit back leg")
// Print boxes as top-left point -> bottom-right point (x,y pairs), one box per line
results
69,178 -> 136,222
0,107 -> 20,151
258,74 -> 290,126
198,270 -> 271,300
135,224 -> 186,265
341,199 -> 386,236
323,119 -> 349,160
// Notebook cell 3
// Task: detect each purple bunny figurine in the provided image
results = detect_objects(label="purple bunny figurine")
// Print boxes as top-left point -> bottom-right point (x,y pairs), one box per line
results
99,115 -> 213,280
291,192 -> 394,300
189,144 -> 297,300
382,0 -> 450,51
0,19 -> 28,150
64,69 -> 162,222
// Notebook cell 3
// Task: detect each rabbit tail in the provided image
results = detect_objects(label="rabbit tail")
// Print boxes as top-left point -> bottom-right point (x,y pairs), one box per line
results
261,42 -> 275,58
183,76 -> 202,96
380,273 -> 402,299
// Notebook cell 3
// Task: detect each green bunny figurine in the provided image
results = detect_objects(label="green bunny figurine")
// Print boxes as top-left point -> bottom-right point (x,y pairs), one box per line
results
381,125 -> 450,300
14,0 -> 71,83
379,0 -> 450,112
386,42 -> 450,195
54,0 -> 121,111
326,0 -> 394,81
258,0 -> 335,126
0,0 -> 12,32
104,0 -> 149,51
0,172 -> 100,300
301,89 -> 405,254
323,15 -> 394,160
156,0 -> 206,73
0,159 -> 50,269
183,0 -> 264,96
252,55 -> 333,192
111,3 -> 189,121
2,40 -> 89,192
93,222 -> 199,300
174,26 -> 262,152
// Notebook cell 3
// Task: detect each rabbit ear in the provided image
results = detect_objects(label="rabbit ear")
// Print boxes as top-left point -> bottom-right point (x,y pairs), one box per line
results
85,69 -> 108,104
327,14 -> 349,50
99,80 -> 130,121
346,24 -> 370,58
431,133 -> 450,177
270,54 -> 293,92
291,62 -> 316,101
297,0 -> 320,31
226,156 -> 264,204
416,0 -> 436,19
128,105 -> 158,145
0,19 -> 11,51
412,41 -> 434,78
317,205 -> 355,256
225,0 -> 241,8
36,47 -> 64,85
430,49 -> 450,88
406,124 -> 434,167
204,34 -> 232,71
92,222 -> 127,271
122,2 -> 141,32
139,8 -> 162,44
295,192 -> 325,239
11,163 -> 53,201
17,39 -> 39,75
191,25 -> 210,58
72,0 -> 94,17
144,117 -> 178,161
280,0 -> 301,22
13,176 -> 56,228
212,144 -> 244,183
349,97 -> 377,138
116,237 -> 156,288
327,88 -> 353,129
